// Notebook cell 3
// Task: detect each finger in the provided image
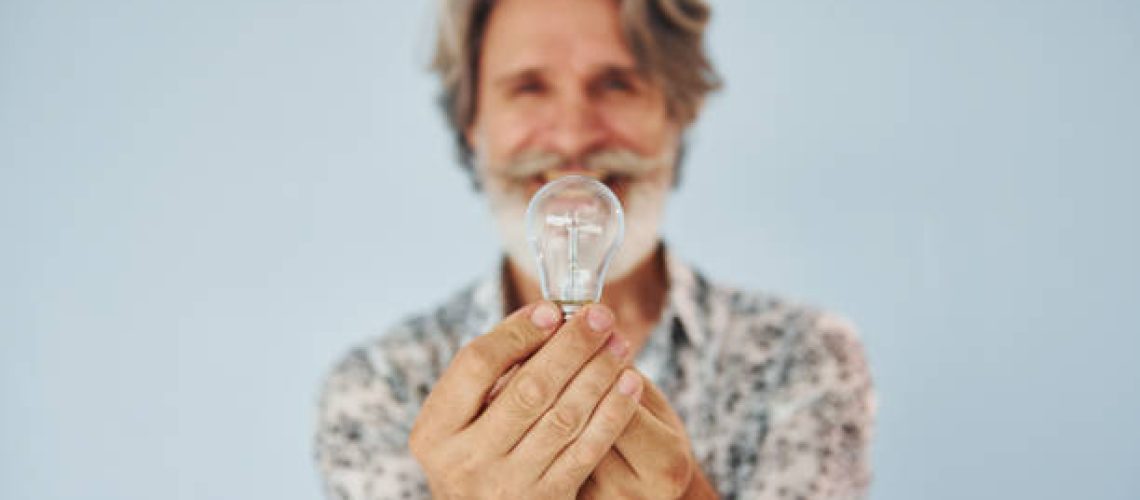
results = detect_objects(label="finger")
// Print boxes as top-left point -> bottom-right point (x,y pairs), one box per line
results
637,372 -> 685,429
418,302 -> 561,436
485,364 -> 520,404
615,376 -> 695,492
469,304 -> 617,452
541,369 -> 643,491
580,451 -> 637,499
613,405 -> 685,478
509,332 -> 632,475
595,449 -> 638,483
596,449 -> 637,479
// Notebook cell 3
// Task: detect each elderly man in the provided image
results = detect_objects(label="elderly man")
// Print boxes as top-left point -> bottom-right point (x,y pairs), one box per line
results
315,0 -> 874,498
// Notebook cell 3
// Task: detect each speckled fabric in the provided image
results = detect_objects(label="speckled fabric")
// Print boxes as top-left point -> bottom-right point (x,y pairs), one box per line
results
314,251 -> 875,499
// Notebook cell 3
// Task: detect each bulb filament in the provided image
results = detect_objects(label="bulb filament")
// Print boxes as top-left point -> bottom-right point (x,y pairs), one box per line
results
546,210 -> 603,302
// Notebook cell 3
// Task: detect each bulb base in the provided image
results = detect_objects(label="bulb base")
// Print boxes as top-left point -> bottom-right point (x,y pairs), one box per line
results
554,300 -> 592,320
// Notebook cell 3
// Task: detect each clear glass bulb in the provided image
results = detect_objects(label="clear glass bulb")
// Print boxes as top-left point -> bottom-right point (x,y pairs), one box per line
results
525,175 -> 625,317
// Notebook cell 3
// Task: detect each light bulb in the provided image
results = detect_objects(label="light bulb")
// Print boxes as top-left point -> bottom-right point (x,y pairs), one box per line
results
525,175 -> 625,318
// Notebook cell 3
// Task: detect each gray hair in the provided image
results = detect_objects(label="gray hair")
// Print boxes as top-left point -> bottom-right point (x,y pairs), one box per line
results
430,0 -> 722,182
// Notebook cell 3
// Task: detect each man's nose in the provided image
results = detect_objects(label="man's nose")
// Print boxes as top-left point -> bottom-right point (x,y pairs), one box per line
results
545,91 -> 606,163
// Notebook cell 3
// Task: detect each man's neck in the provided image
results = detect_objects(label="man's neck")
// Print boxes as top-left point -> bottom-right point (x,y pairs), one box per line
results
503,244 -> 670,356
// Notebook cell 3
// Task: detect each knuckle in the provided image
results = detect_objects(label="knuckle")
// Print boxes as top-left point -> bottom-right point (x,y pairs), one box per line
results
545,405 -> 583,439
565,443 -> 602,477
595,405 -> 630,434
546,355 -> 582,381
579,373 -> 612,399
658,453 -> 693,496
509,372 -> 549,412
496,322 -> 534,352
456,453 -> 479,476
457,341 -> 497,377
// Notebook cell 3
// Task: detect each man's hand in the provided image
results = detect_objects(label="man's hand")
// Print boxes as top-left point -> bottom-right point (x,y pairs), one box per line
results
578,374 -> 715,499
408,302 -> 642,499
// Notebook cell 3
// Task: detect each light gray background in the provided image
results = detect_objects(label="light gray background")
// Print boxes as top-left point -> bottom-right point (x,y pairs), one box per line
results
3,0 -> 1138,499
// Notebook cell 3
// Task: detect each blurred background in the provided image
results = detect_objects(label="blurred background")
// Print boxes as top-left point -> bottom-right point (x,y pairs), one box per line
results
3,0 -> 1138,498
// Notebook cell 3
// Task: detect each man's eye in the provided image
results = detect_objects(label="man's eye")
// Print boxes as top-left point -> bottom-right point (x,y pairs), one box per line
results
513,81 -> 546,95
601,76 -> 633,92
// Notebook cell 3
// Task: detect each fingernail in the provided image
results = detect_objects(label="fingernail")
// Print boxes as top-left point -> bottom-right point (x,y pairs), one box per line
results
617,370 -> 641,396
606,334 -> 629,359
587,306 -> 613,333
530,303 -> 559,329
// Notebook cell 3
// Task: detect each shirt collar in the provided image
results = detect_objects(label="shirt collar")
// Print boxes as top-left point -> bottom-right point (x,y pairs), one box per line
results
459,245 -> 709,349
663,248 -> 708,348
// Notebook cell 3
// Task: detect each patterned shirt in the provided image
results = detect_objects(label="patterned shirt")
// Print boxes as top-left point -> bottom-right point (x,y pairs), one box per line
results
314,250 -> 875,499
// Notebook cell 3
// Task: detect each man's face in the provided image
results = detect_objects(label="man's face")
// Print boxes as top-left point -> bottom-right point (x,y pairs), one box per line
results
469,0 -> 682,281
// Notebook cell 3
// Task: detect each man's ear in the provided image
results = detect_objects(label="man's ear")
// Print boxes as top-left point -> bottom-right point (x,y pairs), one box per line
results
671,130 -> 688,189
461,124 -> 485,191
464,124 -> 480,158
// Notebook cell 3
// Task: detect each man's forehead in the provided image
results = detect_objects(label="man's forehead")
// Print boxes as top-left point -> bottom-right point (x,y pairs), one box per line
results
480,0 -> 637,78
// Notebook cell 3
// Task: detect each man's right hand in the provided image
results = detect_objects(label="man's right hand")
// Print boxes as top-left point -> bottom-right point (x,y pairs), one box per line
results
408,302 -> 643,499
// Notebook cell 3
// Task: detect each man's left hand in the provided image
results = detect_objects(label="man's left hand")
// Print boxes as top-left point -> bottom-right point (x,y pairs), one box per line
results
579,373 -> 717,499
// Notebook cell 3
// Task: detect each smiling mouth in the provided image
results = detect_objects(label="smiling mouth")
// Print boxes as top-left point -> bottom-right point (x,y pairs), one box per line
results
527,171 -> 631,201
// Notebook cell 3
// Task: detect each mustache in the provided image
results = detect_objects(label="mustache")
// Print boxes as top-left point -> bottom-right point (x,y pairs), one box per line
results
493,149 -> 672,181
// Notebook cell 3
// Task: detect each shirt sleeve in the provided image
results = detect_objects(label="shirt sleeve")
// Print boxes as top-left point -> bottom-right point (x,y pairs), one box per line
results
740,313 -> 876,499
314,344 -> 432,500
